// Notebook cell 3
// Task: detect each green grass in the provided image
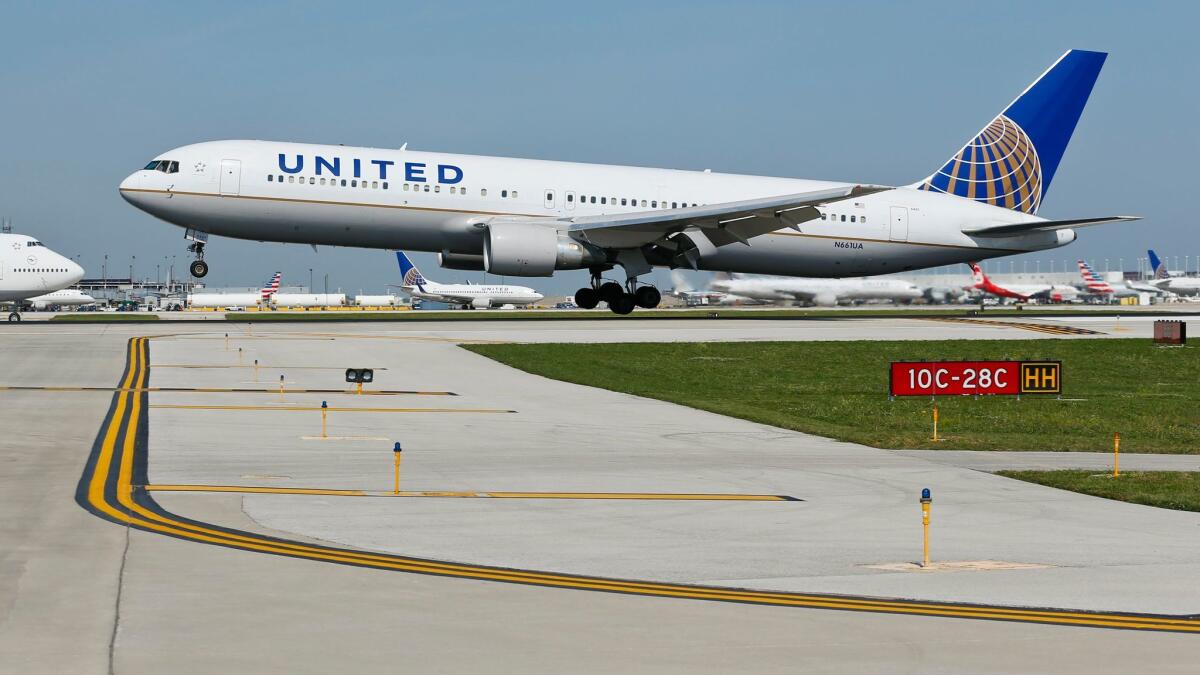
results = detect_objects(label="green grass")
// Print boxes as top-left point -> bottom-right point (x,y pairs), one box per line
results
465,339 -> 1200,453
997,470 -> 1200,511
224,307 -> 1192,322
50,313 -> 158,322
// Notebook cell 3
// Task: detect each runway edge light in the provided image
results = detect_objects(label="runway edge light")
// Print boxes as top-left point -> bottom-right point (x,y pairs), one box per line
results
920,488 -> 932,568
393,442 -> 402,495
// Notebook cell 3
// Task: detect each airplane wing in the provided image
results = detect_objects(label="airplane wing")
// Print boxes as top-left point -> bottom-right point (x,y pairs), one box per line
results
962,215 -> 1140,237
488,184 -> 890,250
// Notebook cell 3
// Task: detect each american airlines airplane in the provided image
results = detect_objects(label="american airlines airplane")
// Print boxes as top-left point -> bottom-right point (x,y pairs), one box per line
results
0,233 -> 86,321
708,272 -> 921,307
120,49 -> 1135,314
395,251 -> 543,308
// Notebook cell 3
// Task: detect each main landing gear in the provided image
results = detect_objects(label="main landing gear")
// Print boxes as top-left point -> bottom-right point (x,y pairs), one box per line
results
188,241 -> 209,278
7,311 -> 20,323
574,269 -> 661,315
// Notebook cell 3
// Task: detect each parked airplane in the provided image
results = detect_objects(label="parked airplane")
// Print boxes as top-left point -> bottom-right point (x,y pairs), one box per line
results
708,272 -> 921,306
668,269 -> 735,306
1075,259 -> 1141,299
968,263 -> 1077,302
1149,250 -> 1200,295
394,251 -> 542,308
120,49 -> 1136,314
187,271 -> 283,308
27,288 -> 96,310
0,233 -> 85,321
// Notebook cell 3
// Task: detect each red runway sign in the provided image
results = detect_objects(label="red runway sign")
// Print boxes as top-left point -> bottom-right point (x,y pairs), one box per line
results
889,361 -> 1061,396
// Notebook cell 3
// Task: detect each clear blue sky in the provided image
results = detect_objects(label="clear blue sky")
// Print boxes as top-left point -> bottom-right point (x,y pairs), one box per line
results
1,0 -> 1195,293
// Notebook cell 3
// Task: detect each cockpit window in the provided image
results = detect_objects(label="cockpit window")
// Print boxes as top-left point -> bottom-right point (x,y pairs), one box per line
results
144,160 -> 179,173
26,241 -> 44,247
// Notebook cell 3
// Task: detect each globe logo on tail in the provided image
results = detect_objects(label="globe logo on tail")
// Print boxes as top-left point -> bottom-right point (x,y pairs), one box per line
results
403,267 -> 425,287
919,115 -> 1043,214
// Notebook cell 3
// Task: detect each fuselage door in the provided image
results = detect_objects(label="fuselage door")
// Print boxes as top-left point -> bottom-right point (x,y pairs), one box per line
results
544,189 -> 556,210
565,191 -> 576,211
889,206 -> 909,242
220,159 -> 242,196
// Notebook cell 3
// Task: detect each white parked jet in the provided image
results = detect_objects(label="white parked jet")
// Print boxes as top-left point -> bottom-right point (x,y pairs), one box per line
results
27,288 -> 96,310
0,233 -> 85,321
1149,250 -> 1200,296
395,252 -> 542,308
120,49 -> 1136,314
708,272 -> 921,307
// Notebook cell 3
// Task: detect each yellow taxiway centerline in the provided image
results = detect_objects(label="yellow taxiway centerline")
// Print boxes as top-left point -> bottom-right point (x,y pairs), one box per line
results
75,336 -> 1200,633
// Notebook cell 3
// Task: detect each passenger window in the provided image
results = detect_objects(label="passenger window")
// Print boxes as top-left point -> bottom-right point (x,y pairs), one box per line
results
404,183 -> 410,191
850,215 -> 856,223
268,175 -> 274,182
449,186 -> 456,194
288,176 -> 295,183
373,181 -> 379,189
481,188 -> 487,196
601,197 -> 607,204
672,202 -> 677,208
621,198 -> 627,206
341,179 -> 347,186
383,182 -> 389,189
840,215 -> 846,222
651,201 -> 657,207
318,177 -> 325,185
433,185 -> 439,192
351,180 -> 358,187
501,190 -> 508,198
512,190 -> 518,198
820,213 -> 826,220
567,194 -> 574,202
861,216 -> 866,224
310,177 -> 315,184
591,196 -> 597,204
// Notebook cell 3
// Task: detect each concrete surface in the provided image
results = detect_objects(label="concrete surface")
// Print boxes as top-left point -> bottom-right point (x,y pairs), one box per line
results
2,320 -> 1199,674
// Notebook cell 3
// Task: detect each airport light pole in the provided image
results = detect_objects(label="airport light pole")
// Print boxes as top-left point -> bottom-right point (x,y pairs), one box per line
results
309,268 -> 313,294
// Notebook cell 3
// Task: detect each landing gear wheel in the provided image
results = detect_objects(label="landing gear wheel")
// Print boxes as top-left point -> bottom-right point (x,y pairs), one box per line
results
609,293 -> 636,315
7,312 -> 20,323
190,259 -> 209,278
574,287 -> 599,309
598,282 -> 623,304
633,286 -> 661,309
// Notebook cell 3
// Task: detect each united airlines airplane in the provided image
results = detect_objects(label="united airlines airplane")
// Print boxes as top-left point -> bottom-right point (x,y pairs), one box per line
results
120,49 -> 1135,314
395,251 -> 543,308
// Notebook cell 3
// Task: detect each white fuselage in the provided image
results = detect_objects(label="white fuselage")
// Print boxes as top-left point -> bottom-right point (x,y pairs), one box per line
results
403,281 -> 542,308
710,275 -> 923,306
0,234 -> 85,302
119,141 -> 1074,279
27,289 -> 96,309
1154,277 -> 1200,296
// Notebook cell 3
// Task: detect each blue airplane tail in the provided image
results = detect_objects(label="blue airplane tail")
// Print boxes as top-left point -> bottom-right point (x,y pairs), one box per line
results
918,49 -> 1107,214
395,251 -> 428,287
1148,249 -> 1169,279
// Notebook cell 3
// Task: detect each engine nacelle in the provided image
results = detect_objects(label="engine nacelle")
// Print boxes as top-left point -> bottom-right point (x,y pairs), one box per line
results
483,223 -> 606,277
438,251 -> 486,271
471,297 -> 491,309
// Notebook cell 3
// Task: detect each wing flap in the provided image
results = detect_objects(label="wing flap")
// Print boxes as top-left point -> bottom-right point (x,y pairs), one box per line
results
561,184 -> 890,248
963,215 -> 1140,237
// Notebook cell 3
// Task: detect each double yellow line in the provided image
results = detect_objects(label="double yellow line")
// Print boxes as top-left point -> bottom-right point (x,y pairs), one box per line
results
923,317 -> 1103,336
76,337 -> 1200,632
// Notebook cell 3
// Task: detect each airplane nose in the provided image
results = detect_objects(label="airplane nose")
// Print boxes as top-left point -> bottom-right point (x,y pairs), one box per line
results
68,259 -> 85,283
119,172 -> 142,197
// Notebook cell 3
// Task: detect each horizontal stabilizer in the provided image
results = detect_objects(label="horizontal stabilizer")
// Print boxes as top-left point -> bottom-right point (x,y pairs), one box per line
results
962,215 -> 1140,237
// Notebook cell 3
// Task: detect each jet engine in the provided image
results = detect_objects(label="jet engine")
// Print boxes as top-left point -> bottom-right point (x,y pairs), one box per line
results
438,251 -> 486,271
483,223 -> 605,276
471,297 -> 491,309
